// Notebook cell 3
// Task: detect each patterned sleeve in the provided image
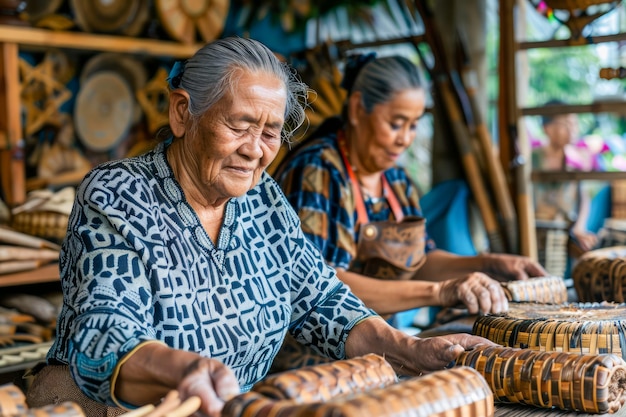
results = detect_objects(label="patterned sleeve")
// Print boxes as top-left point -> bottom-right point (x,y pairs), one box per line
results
274,187 -> 375,359
277,143 -> 357,270
60,168 -> 158,405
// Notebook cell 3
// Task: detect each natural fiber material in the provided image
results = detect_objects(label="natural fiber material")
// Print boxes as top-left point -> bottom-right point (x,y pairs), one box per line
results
501,276 -> 568,304
473,302 -> 626,357
224,365 -> 494,417
572,246 -> 626,303
254,353 -> 397,402
0,383 -> 27,417
456,345 -> 626,414
11,211 -> 68,243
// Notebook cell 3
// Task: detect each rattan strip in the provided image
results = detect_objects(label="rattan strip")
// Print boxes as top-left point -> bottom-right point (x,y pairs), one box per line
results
573,246 -> 626,303
223,366 -> 494,417
455,345 -> 626,414
501,276 -> 568,304
251,353 -> 397,403
473,303 -> 626,358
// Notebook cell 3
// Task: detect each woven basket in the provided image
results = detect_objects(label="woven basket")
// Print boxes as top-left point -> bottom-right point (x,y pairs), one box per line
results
10,211 -> 69,244
0,384 -> 27,417
572,246 -> 626,302
473,302 -> 626,357
501,276 -> 568,304
224,364 -> 494,417
456,345 -> 626,414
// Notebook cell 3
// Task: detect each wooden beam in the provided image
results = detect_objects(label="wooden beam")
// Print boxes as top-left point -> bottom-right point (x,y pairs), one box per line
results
518,32 -> 626,51
0,25 -> 201,58
522,101 -> 626,117
0,41 -> 24,206
531,170 -> 626,182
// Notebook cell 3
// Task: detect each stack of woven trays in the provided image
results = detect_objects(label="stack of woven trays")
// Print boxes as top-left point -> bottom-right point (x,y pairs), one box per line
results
572,246 -> 626,303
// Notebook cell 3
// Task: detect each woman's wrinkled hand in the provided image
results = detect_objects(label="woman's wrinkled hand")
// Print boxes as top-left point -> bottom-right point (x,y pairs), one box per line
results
437,273 -> 508,314
481,253 -> 548,281
177,357 -> 240,417
411,333 -> 496,373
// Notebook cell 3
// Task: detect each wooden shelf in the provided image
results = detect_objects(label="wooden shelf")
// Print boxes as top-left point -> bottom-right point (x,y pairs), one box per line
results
521,101 -> 626,117
0,24 -> 202,58
0,263 -> 59,287
531,170 -> 626,182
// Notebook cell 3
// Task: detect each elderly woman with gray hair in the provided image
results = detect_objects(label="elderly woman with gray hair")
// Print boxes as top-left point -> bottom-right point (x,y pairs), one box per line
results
26,37 -> 494,417
274,53 -> 548,327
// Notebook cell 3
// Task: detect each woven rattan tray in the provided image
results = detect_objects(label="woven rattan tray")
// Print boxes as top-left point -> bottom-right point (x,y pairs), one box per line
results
473,302 -> 626,357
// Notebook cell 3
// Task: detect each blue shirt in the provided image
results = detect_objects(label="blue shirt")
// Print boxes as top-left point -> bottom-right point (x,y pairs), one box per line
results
48,141 -> 374,405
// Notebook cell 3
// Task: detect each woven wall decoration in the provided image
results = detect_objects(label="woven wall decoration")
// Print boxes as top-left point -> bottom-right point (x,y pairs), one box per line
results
455,344 -> 626,414
572,246 -> 626,303
473,302 -> 626,359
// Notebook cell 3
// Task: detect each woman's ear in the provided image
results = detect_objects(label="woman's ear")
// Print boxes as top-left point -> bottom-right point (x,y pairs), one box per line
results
169,89 -> 191,138
347,91 -> 363,126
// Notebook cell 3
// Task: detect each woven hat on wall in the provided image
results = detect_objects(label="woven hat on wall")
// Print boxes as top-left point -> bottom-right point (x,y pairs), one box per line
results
69,0 -> 150,36
74,71 -> 134,153
155,0 -> 230,44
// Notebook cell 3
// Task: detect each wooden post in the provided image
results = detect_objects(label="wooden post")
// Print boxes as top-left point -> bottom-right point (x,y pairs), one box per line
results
499,0 -> 537,259
0,41 -> 25,206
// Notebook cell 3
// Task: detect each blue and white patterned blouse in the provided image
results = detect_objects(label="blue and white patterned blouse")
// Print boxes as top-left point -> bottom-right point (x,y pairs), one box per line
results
47,140 -> 375,406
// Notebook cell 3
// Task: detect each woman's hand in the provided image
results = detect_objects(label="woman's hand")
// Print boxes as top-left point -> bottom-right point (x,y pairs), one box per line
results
480,253 -> 548,281
410,333 -> 496,373
572,229 -> 598,252
177,357 -> 240,417
436,273 -> 508,314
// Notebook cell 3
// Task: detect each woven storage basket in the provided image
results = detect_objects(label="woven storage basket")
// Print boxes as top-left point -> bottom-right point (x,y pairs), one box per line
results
501,276 -> 568,304
473,302 -> 626,357
10,211 -> 68,244
572,246 -> 626,303
456,344 -> 626,414
223,365 -> 494,417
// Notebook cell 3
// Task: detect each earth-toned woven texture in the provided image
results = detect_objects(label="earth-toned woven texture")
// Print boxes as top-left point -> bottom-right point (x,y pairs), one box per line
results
455,345 -> 626,414
223,365 -> 494,417
501,276 -> 568,304
473,302 -> 626,357
253,353 -> 397,402
572,246 -> 626,303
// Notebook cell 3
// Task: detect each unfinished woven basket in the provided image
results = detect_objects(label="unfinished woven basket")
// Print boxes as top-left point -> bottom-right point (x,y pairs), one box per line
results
456,345 -> 626,414
572,246 -> 626,303
253,353 -> 397,403
473,302 -> 626,357
501,276 -> 568,304
224,364 -> 494,417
